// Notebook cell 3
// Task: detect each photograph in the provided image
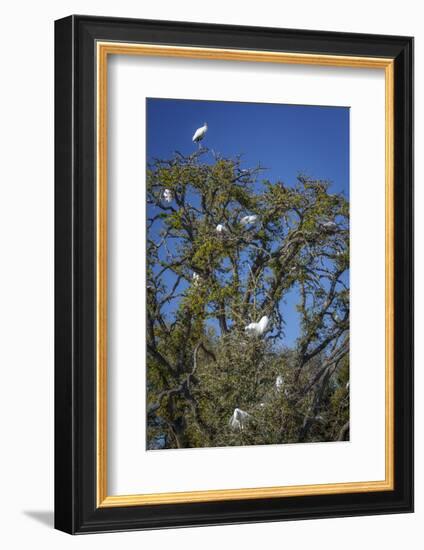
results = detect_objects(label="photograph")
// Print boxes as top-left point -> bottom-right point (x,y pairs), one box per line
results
50,9 -> 413,537
0,0 -> 417,543
146,98 -> 350,450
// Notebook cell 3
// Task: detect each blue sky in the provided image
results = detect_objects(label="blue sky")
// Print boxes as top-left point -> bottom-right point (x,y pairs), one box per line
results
146,98 -> 349,345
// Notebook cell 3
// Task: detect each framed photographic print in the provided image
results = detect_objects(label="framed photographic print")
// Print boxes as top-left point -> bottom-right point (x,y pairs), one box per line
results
54,15 -> 413,534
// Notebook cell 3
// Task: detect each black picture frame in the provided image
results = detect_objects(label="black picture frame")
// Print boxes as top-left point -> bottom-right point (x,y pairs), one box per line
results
55,14 -> 414,534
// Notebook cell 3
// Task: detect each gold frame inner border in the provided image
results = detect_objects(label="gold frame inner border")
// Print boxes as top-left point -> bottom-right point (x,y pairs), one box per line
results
96,41 -> 395,508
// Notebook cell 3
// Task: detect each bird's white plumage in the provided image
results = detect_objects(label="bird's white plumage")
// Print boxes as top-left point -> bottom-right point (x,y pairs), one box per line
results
163,189 -> 173,203
244,315 -> 269,336
229,408 -> 251,431
192,272 -> 200,285
216,223 -> 226,233
240,215 -> 258,225
192,122 -> 208,143
276,375 -> 284,391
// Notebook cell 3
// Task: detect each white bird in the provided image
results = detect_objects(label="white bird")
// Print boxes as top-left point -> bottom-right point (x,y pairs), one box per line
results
192,272 -> 200,285
240,215 -> 258,225
321,220 -> 337,231
192,122 -> 208,147
244,315 -> 269,336
216,223 -> 226,233
163,188 -> 173,203
276,375 -> 284,391
229,408 -> 251,431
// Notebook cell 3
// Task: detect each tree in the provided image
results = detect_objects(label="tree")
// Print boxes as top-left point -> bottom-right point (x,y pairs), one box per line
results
146,148 -> 349,449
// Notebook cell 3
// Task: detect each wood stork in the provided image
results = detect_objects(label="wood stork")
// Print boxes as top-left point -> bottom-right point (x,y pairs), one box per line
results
276,375 -> 284,391
240,215 -> 258,225
216,223 -> 226,233
229,408 -> 251,431
244,315 -> 269,336
192,122 -> 208,148
163,188 -> 173,203
321,220 -> 337,231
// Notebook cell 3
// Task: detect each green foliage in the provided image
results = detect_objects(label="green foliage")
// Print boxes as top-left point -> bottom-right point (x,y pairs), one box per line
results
146,149 -> 349,449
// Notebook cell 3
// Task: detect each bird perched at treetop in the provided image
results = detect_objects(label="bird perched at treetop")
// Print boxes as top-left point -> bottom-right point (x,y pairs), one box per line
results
192,122 -> 208,147
244,315 -> 269,336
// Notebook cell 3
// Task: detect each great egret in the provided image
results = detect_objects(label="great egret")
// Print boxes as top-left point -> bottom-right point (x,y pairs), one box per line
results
240,215 -> 258,225
163,188 -> 173,203
192,122 -> 208,148
244,315 -> 269,336
216,223 -> 226,233
192,272 -> 200,285
276,375 -> 284,391
229,408 -> 251,431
